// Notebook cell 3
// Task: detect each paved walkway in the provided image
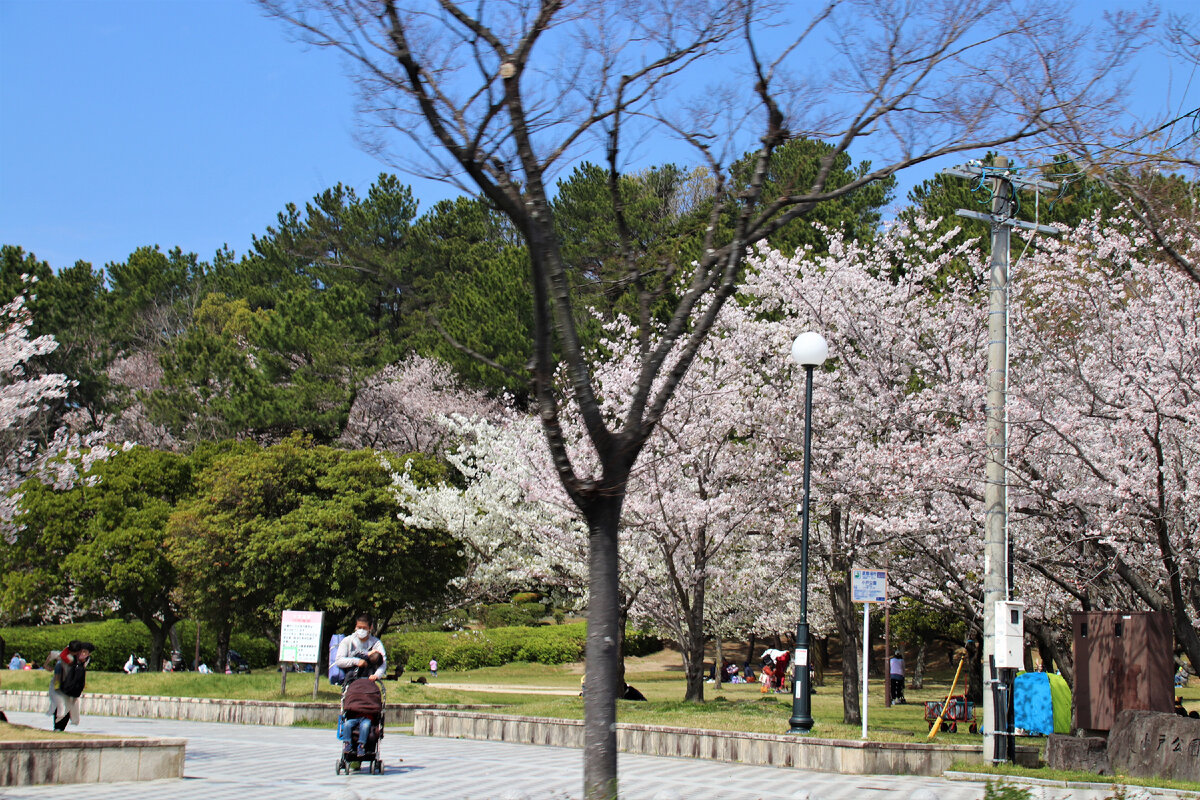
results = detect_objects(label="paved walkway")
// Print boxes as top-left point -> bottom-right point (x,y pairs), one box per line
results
2,710 -> 988,799
0,710 -> 1137,799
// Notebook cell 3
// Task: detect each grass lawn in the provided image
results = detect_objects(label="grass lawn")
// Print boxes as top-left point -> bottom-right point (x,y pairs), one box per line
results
0,721 -> 99,741
950,761 -> 1200,793
3,655 -> 1198,761
0,656 -> 1035,745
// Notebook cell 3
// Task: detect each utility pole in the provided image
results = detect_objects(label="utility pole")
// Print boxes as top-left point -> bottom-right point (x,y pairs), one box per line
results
941,156 -> 1058,761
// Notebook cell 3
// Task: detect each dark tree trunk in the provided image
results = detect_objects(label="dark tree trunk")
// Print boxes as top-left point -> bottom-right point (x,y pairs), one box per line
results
813,636 -> 827,687
827,504 -> 860,725
583,495 -> 624,800
615,604 -> 629,691
144,612 -> 178,671
169,623 -> 182,660
1028,619 -> 1073,687
216,619 -> 232,675
714,633 -> 724,688
829,570 -> 860,725
682,608 -> 707,702
912,640 -> 927,689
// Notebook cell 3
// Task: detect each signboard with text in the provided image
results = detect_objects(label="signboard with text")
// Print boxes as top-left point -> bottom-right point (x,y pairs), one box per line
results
851,569 -> 888,604
278,610 -> 324,663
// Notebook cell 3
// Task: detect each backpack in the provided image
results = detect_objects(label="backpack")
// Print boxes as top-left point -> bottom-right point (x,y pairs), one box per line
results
327,634 -> 347,685
342,678 -> 383,717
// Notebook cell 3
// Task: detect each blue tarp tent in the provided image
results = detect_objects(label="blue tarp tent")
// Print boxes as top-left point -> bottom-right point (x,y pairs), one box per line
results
1013,671 -> 1072,735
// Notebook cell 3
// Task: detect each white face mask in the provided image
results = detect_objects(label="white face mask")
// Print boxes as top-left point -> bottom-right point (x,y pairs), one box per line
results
354,628 -> 369,640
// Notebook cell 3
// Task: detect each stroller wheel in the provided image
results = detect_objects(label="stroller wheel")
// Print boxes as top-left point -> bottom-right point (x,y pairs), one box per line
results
373,760 -> 383,774
335,758 -> 344,775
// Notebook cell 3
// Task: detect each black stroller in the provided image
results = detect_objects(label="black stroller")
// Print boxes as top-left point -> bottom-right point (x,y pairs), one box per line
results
335,675 -> 386,775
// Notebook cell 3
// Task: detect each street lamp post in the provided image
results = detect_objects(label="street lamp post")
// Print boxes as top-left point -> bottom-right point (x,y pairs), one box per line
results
788,331 -> 828,735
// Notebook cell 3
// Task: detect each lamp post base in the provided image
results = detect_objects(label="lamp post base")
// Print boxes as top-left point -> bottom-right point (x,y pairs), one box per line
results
788,621 -> 814,736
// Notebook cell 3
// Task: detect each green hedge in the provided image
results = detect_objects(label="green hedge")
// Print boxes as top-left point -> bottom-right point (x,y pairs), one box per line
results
384,622 -> 660,671
0,620 -> 276,672
478,601 -> 547,629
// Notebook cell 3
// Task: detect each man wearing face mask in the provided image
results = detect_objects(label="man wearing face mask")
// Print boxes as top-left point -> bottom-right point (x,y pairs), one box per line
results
334,614 -> 387,682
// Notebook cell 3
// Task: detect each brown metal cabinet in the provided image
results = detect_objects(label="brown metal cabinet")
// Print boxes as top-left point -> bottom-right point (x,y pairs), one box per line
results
1071,610 -> 1173,732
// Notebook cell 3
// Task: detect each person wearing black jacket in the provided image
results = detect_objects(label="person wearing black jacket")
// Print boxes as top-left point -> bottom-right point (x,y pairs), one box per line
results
50,640 -> 93,731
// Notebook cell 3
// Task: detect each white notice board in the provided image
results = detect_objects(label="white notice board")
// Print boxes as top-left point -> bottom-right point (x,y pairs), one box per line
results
278,610 -> 324,663
851,569 -> 888,603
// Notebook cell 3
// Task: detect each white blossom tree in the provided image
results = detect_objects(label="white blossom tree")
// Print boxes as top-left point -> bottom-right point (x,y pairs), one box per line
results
0,285 -> 117,623
0,287 -> 74,512
260,0 -> 1154,791
339,354 -> 503,455
1006,213 -> 1200,675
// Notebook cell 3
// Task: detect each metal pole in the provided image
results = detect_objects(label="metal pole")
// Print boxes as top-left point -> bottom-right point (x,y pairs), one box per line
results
983,155 -> 1012,759
861,602 -> 870,739
788,364 -> 816,734
884,576 -> 892,708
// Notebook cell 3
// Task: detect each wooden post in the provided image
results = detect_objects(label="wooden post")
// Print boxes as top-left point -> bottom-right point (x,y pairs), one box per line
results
884,600 -> 892,708
281,662 -> 288,697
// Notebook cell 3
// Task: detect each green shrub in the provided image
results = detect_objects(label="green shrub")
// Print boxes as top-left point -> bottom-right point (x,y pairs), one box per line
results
624,629 -> 662,658
511,592 -> 542,603
0,620 -> 276,672
478,602 -> 546,629
1,620 -> 150,672
984,781 -> 1033,800
383,621 -> 659,671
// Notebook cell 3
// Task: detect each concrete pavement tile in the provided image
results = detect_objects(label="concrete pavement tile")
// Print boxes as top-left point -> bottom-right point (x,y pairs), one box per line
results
0,711 -> 1008,800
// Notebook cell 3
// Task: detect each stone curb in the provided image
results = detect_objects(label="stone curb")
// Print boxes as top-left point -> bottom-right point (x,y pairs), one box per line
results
944,770 -> 1200,798
1,736 -> 187,786
413,709 -> 1039,777
0,690 -> 497,726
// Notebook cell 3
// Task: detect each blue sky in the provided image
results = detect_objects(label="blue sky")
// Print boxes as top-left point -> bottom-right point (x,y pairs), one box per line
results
1,0 -> 1197,272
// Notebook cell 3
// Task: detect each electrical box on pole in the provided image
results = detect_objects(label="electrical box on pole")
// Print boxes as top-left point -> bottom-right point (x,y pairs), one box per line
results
993,601 -> 1025,670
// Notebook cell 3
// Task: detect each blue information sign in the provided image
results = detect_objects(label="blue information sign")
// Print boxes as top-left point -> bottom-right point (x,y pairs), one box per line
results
851,569 -> 888,603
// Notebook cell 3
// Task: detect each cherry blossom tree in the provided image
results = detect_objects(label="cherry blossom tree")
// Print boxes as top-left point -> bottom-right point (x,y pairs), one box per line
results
740,222 -> 997,714
1006,214 -> 1200,675
0,286 -> 74,521
0,289 -> 72,474
339,355 -> 502,455
744,210 -> 1200,689
103,351 -> 180,451
392,326 -> 820,703
0,285 -> 118,623
259,0 -> 1153,791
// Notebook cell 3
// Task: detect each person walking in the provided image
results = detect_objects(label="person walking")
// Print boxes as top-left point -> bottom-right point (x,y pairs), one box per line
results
888,650 -> 906,705
49,641 -> 93,731
334,614 -> 387,682
429,658 -> 438,679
